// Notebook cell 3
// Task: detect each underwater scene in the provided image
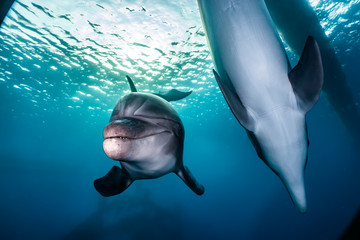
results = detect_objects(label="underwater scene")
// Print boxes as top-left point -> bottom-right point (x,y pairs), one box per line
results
1,0 -> 360,239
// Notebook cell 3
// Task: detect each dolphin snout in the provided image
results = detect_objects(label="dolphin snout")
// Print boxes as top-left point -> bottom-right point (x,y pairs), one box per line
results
103,118 -> 147,140
102,117 -> 170,161
103,118 -> 146,139
103,117 -> 170,140
103,118 -> 147,161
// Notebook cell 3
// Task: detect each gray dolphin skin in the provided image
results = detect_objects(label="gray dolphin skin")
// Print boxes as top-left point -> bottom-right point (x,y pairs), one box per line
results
265,0 -> 360,142
94,76 -> 204,196
197,0 -> 323,213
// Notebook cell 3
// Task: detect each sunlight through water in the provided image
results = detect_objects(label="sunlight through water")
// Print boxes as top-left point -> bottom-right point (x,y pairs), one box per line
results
0,0 -> 359,121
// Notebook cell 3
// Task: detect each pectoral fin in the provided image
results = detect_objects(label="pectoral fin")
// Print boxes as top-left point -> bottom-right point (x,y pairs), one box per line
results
289,36 -> 324,112
94,166 -> 133,197
176,165 -> 204,195
213,69 -> 255,131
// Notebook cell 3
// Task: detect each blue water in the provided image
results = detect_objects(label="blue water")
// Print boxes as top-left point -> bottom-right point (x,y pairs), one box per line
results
0,0 -> 360,239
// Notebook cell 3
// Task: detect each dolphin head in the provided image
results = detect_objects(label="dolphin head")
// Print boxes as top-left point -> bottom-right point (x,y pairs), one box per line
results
103,93 -> 184,163
95,89 -> 204,196
249,108 -> 309,213
103,118 -> 172,161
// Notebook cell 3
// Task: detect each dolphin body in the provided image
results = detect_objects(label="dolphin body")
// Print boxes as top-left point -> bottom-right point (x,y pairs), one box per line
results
94,76 -> 204,196
265,0 -> 360,142
198,0 -> 323,212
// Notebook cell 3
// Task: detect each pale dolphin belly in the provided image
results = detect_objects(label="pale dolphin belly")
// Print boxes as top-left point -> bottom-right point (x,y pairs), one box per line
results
265,0 -> 360,142
198,0 -> 296,116
198,0 -> 324,213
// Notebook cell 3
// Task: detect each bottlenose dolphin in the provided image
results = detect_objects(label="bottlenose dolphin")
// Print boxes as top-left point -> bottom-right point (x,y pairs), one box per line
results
198,0 -> 323,212
94,76 -> 204,196
265,0 -> 360,142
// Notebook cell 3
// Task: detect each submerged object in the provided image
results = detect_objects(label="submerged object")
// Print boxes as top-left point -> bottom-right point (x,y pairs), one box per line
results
198,0 -> 323,212
0,0 -> 14,26
94,76 -> 204,196
265,0 -> 360,143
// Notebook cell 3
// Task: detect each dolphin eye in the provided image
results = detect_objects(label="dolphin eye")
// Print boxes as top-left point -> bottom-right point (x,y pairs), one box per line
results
307,138 -> 310,147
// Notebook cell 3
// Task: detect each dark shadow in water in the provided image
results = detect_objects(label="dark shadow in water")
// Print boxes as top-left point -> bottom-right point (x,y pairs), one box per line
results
0,0 -> 14,26
62,188 -> 183,240
339,208 -> 360,240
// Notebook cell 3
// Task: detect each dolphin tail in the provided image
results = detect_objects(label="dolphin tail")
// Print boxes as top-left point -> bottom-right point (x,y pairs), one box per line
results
176,165 -> 205,195
126,75 -> 138,92
125,75 -> 191,101
154,89 -> 192,102
278,168 -> 307,213
94,166 -> 133,197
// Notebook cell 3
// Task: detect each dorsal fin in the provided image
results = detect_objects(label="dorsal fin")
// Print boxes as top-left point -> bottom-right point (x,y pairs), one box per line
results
126,75 -> 137,92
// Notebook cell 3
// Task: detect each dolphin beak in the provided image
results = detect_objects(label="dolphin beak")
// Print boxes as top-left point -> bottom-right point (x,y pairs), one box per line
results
279,169 -> 307,213
102,118 -> 170,161
103,118 -> 166,140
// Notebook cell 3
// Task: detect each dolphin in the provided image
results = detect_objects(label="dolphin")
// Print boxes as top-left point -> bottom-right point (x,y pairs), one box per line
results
265,0 -> 360,142
94,76 -> 204,196
197,0 -> 323,212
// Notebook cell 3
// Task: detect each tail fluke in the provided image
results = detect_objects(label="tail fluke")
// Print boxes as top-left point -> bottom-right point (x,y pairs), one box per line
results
125,75 -> 192,101
154,89 -> 192,102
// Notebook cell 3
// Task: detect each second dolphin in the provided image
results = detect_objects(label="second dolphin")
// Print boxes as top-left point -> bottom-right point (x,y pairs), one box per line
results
198,0 -> 323,212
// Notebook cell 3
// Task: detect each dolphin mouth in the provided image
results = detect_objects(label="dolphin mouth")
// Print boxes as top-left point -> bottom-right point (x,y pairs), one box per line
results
103,118 -> 169,141
104,132 -> 167,141
104,136 -> 131,141
102,118 -> 170,161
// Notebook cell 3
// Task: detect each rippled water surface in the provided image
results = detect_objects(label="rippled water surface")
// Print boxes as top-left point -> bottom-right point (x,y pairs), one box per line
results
0,0 -> 218,120
1,0 -> 360,240
1,0 -> 360,118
